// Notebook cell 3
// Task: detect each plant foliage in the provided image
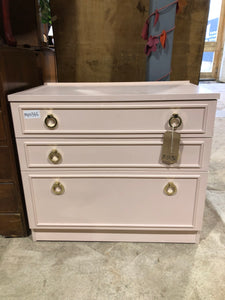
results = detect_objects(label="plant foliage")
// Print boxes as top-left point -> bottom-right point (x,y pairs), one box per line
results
40,0 -> 52,24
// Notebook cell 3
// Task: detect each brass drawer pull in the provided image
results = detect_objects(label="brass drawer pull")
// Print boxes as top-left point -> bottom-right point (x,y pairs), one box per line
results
169,113 -> 182,129
44,114 -> 57,129
164,182 -> 177,196
48,149 -> 62,164
52,182 -> 65,195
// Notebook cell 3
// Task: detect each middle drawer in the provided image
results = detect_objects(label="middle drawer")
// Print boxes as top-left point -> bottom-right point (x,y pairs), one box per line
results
17,138 -> 212,170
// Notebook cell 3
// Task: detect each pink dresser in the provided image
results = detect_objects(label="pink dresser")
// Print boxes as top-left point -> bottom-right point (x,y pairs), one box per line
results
8,81 -> 219,243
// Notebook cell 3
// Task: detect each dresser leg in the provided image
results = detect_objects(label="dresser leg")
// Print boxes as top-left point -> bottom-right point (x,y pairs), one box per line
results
195,232 -> 201,243
32,230 -> 37,242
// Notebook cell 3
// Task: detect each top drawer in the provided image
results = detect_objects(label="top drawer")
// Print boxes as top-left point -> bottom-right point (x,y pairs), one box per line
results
10,101 -> 217,137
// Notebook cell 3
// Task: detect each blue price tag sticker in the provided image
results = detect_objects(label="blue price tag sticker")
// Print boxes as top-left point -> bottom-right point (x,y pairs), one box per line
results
24,110 -> 41,119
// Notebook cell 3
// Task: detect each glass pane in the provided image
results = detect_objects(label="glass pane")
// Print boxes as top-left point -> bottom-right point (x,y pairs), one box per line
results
201,52 -> 215,72
205,0 -> 222,42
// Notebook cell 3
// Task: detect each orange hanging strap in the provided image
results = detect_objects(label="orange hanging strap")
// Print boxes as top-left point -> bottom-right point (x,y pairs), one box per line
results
160,30 -> 167,48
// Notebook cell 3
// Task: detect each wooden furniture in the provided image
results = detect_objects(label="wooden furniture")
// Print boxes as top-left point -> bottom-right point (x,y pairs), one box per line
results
0,0 -> 57,83
8,81 -> 219,243
0,47 -> 43,237
0,0 -> 41,47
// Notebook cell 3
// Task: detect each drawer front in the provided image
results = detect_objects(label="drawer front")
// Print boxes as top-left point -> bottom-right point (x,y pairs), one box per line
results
0,182 -> 18,212
0,111 -> 6,141
0,147 -> 12,179
0,214 -> 25,237
23,173 -> 207,229
17,139 -> 212,170
11,101 -> 217,137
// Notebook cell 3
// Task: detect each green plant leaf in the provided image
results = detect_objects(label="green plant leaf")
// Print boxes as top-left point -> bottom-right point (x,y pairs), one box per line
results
40,0 -> 52,25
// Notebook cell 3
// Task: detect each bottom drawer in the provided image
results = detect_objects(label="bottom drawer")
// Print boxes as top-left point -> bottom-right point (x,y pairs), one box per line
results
23,173 -> 208,230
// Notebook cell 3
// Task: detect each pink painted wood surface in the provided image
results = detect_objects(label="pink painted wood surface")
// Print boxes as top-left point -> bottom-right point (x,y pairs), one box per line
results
16,138 -> 212,170
22,173 -> 207,230
32,230 -> 200,243
11,101 -> 217,138
8,81 -> 220,102
8,82 -> 218,243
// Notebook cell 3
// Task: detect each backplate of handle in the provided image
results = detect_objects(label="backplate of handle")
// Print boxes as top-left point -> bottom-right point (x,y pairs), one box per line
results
44,114 -> 57,129
48,149 -> 62,164
169,114 -> 182,129
52,182 -> 65,195
164,182 -> 177,196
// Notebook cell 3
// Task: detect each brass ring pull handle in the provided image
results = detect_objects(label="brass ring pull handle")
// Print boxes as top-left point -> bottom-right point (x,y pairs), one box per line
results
169,114 -> 182,129
48,149 -> 62,164
164,182 -> 177,196
52,182 -> 65,195
44,114 -> 57,129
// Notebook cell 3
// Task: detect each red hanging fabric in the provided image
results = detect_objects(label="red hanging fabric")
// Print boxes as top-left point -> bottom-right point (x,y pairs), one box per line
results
153,10 -> 159,26
144,26 -> 175,56
141,0 -> 179,41
141,20 -> 149,40
145,36 -> 160,56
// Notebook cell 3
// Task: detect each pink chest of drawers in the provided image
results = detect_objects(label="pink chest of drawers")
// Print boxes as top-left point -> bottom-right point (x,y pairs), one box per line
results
8,81 -> 219,243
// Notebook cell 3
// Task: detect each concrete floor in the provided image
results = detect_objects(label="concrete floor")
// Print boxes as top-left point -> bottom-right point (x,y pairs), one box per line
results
0,82 -> 225,300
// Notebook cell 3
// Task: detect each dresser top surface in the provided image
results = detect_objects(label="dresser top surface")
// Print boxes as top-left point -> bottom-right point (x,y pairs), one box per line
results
8,81 -> 220,102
